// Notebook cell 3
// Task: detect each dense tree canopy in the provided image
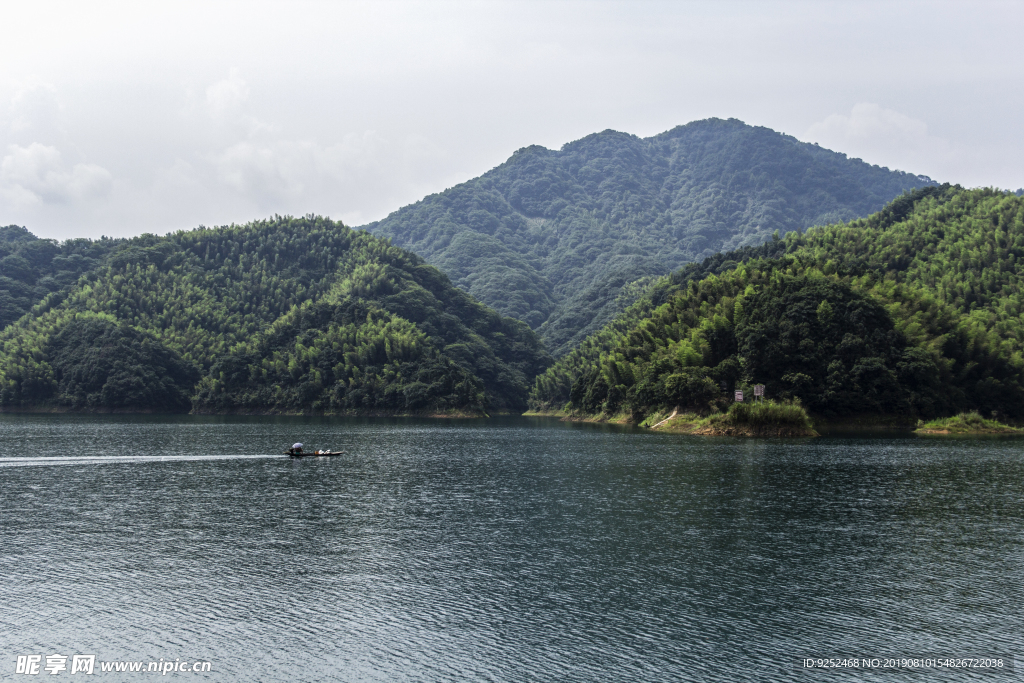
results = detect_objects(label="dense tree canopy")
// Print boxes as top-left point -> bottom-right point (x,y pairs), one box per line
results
45,317 -> 198,411
0,225 -> 123,330
366,118 -> 934,355
0,217 -> 550,414
531,187 -> 1024,421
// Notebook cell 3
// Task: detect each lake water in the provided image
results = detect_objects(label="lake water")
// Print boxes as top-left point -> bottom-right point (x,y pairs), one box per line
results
1,414 -> 1022,681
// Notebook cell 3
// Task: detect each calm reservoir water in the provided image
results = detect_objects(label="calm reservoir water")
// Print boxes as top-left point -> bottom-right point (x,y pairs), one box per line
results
1,415 -> 1022,681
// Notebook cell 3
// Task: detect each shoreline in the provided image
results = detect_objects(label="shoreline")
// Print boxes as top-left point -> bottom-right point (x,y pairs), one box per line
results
528,409 -> 1024,437
523,409 -> 631,424
4,406 -> 1021,435
530,409 -> 818,437
1,406 -> 493,419
913,428 -> 1023,436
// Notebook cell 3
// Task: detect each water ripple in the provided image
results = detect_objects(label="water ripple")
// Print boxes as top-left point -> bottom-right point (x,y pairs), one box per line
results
1,415 -> 1022,682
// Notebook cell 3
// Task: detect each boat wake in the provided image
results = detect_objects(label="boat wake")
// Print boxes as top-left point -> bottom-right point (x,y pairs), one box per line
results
0,453 -> 283,468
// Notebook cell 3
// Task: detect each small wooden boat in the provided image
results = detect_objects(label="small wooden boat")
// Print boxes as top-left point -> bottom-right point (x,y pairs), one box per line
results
286,450 -> 346,458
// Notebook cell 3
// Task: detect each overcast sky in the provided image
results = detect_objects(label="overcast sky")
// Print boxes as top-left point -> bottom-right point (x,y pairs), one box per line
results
1,0 -> 1021,240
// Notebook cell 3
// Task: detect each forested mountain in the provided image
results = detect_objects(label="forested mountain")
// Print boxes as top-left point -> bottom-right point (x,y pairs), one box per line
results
365,118 -> 934,356
530,187 -> 1024,422
0,225 -> 124,330
0,217 -> 550,414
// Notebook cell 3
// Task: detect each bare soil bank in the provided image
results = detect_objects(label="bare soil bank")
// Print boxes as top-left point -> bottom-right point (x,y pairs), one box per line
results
536,408 -> 818,437
690,423 -> 818,437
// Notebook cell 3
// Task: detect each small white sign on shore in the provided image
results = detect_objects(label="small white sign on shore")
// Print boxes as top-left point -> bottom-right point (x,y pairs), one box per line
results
735,390 -> 743,402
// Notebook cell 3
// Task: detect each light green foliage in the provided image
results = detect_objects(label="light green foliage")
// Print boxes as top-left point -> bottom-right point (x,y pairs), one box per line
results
0,217 -> 551,413
705,400 -> 814,430
531,187 -> 1024,422
366,118 -> 933,355
918,412 -> 1021,433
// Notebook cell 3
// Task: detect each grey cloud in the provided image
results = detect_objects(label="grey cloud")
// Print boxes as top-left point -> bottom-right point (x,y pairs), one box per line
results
1,143 -> 112,206
803,104 -> 957,179
0,1 -> 1020,239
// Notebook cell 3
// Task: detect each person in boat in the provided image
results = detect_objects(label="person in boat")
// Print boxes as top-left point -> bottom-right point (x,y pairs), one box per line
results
289,442 -> 304,455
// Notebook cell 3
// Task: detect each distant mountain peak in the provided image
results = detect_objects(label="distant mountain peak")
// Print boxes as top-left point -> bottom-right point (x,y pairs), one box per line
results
365,120 -> 936,356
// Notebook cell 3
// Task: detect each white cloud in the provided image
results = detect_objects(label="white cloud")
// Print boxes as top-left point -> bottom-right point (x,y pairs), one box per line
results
0,142 -> 112,206
212,140 -> 303,198
171,67 -> 452,218
205,68 -> 250,118
0,2 -> 1020,238
803,103 -> 953,177
209,130 -> 423,206
8,82 -> 62,137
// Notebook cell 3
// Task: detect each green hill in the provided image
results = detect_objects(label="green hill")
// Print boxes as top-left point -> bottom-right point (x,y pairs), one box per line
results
365,118 -> 934,356
530,186 -> 1024,423
0,225 -> 124,330
0,217 -> 550,414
